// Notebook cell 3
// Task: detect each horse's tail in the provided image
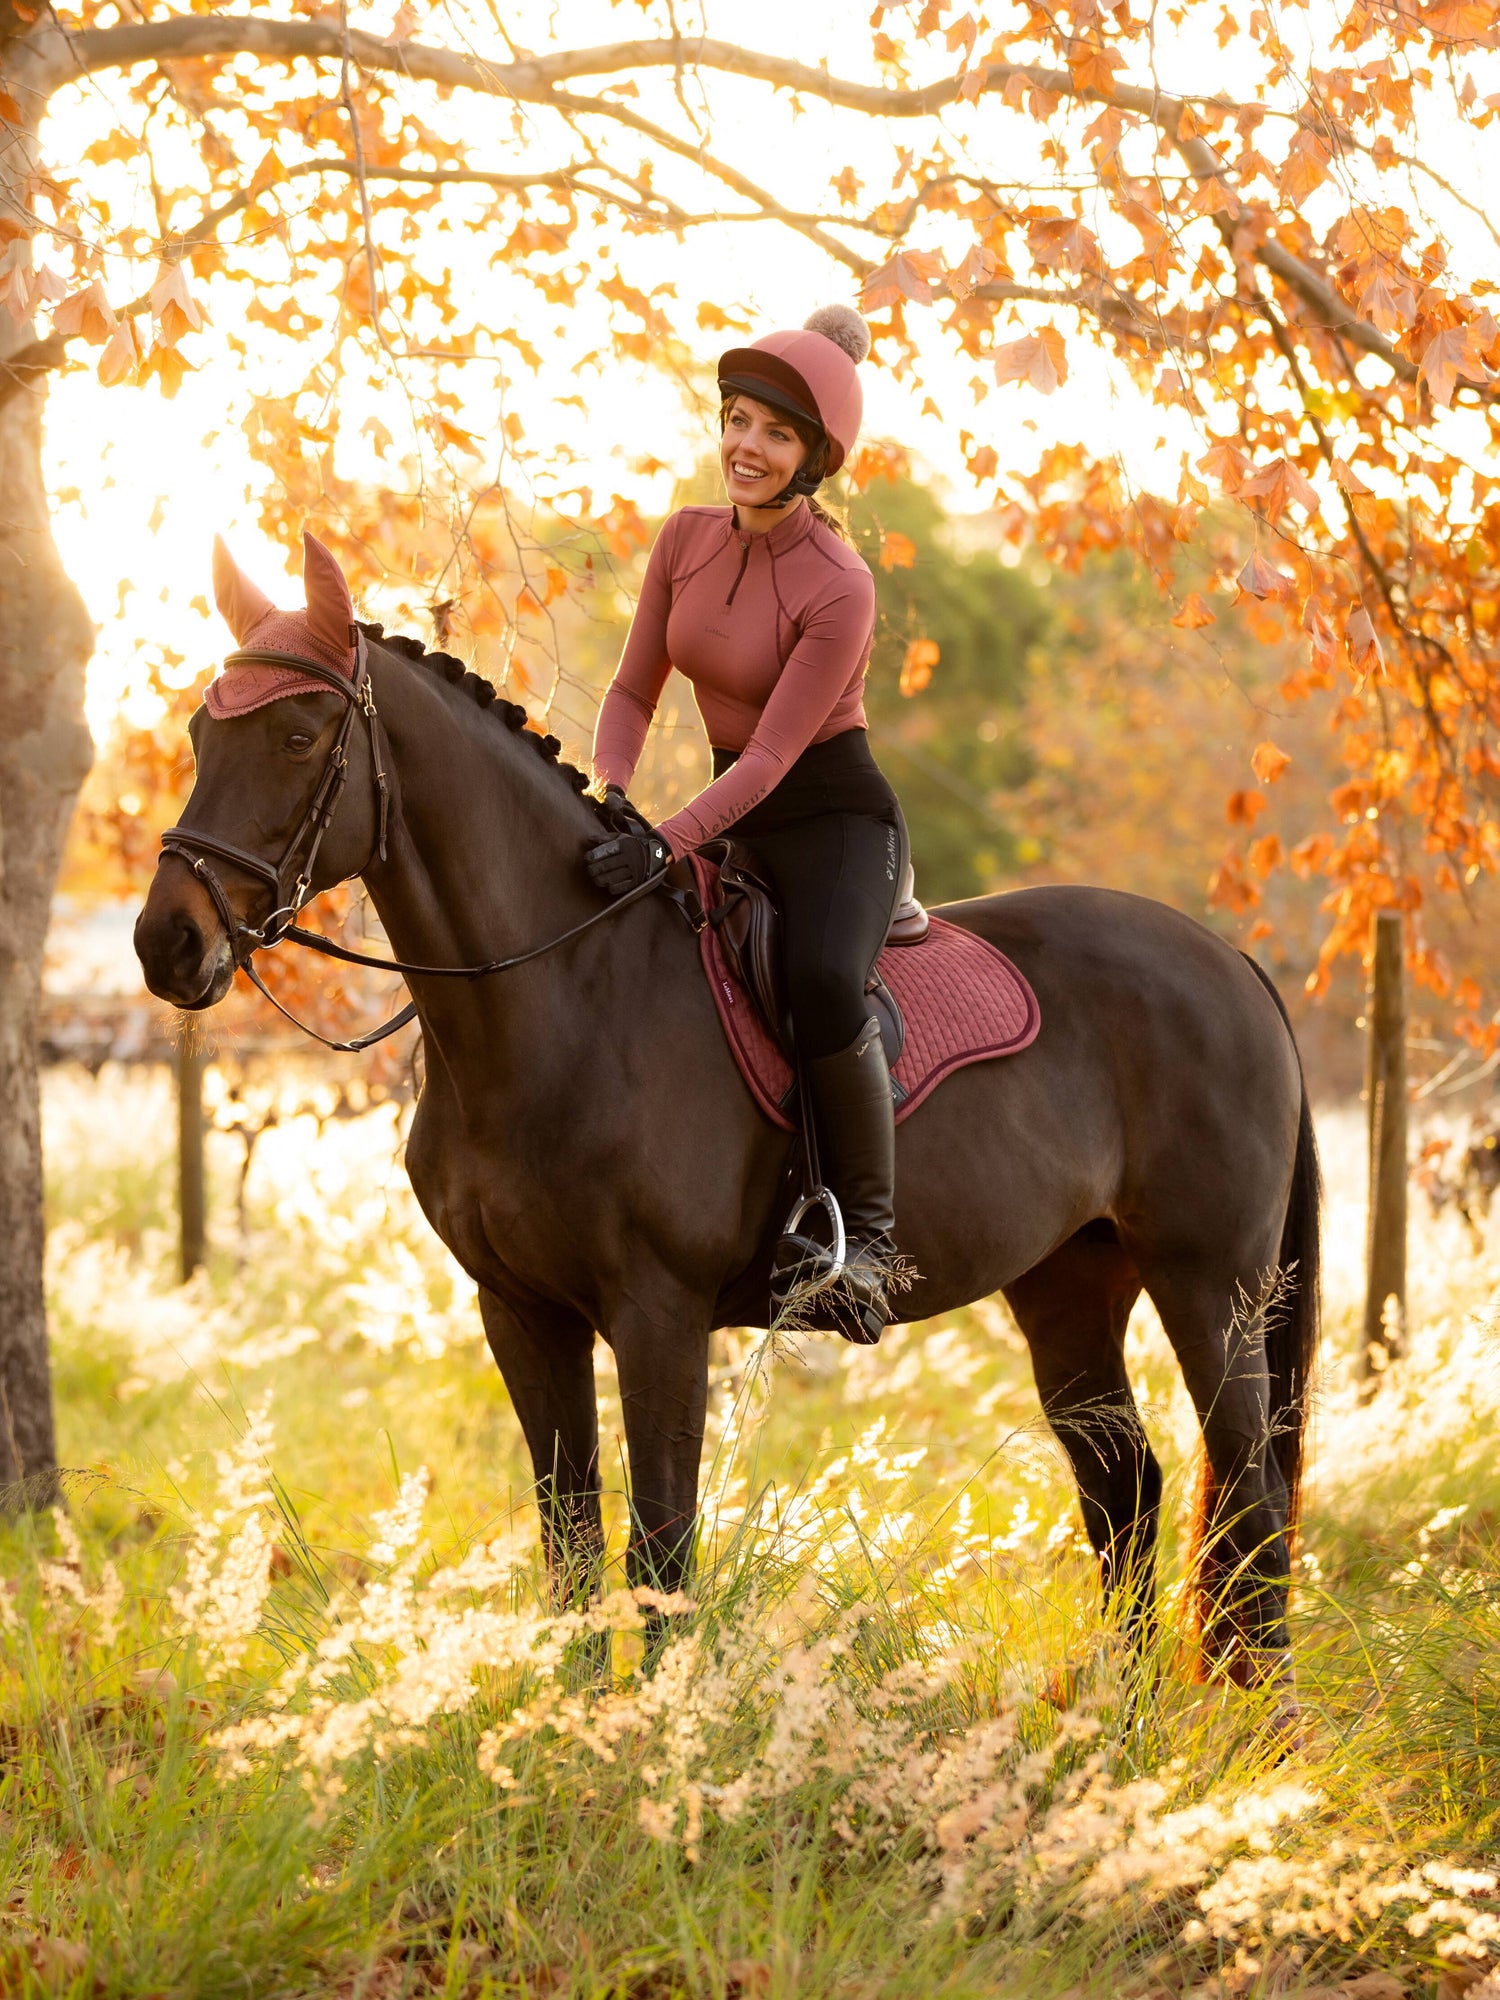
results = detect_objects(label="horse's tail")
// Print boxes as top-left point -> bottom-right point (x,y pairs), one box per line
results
1239,954 -> 1323,1540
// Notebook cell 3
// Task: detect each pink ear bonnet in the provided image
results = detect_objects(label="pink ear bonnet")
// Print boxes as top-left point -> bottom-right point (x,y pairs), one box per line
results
204,530 -> 356,719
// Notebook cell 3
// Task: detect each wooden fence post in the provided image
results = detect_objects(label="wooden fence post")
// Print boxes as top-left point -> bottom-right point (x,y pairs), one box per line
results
177,1038 -> 206,1282
1362,909 -> 1407,1376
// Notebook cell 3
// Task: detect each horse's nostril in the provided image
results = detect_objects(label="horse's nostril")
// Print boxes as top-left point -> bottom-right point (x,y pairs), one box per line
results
173,910 -> 205,973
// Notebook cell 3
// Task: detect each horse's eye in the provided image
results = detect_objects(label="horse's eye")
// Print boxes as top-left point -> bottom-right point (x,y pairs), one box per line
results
284,731 -> 315,754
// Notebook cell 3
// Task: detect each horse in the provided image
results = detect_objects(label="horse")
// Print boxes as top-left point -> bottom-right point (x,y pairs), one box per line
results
133,559 -> 1321,1698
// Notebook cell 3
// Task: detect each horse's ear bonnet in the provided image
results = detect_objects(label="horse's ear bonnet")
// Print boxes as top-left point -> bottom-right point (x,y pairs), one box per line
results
204,529 -> 358,720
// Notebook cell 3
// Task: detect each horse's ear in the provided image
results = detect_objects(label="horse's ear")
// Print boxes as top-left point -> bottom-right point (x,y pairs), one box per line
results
211,535 -> 275,644
302,529 -> 355,656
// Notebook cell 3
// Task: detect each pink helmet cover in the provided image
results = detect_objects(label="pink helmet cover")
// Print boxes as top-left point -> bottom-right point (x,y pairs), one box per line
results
717,325 -> 863,472
205,530 -> 356,719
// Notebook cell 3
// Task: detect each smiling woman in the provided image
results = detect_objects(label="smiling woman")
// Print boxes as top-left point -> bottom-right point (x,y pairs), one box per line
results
586,304 -> 917,1340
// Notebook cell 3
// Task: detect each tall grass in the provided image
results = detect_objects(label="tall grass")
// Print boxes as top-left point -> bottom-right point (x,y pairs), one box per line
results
2,1069 -> 1498,1997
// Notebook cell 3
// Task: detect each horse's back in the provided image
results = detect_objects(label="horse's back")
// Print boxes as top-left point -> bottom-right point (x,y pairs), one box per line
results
927,880 -> 1302,1180
935,882 -> 1291,1053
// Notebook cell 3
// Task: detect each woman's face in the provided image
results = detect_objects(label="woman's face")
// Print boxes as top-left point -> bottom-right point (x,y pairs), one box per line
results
720,395 -> 806,509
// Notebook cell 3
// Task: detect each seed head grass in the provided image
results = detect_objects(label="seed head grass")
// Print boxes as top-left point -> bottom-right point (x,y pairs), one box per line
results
2,1072 -> 1498,1996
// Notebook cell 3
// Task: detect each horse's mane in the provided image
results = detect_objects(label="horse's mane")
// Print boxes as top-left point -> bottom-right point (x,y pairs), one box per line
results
358,620 -> 605,817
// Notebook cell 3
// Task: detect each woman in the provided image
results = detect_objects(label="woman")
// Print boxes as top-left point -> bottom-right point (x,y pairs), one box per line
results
585,304 -> 906,1344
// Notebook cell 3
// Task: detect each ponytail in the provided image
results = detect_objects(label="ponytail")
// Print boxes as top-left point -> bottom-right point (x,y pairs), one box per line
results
807,494 -> 852,544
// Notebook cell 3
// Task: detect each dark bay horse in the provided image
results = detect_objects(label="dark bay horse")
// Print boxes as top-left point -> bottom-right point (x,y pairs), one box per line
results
134,610 -> 1320,1692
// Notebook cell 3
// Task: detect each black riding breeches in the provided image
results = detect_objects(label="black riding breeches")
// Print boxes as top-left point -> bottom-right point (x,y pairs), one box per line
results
713,728 -> 905,1061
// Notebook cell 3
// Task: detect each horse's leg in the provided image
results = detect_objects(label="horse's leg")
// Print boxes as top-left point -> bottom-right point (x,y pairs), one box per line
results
1003,1226 -> 1160,1660
477,1286 -> 603,1605
605,1287 -> 712,1605
1140,1250 -> 1293,1689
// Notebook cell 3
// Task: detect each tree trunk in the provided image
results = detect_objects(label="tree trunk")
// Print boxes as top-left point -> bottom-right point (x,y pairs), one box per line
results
0,71 -> 96,1503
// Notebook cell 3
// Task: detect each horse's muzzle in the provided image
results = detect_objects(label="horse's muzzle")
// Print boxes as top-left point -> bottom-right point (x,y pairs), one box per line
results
134,860 -> 236,1009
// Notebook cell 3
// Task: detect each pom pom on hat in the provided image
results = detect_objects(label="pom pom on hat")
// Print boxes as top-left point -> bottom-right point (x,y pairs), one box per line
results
803,303 -> 871,366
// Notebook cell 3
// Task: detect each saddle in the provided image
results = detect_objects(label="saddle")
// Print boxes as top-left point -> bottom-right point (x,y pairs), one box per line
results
691,836 -> 930,1074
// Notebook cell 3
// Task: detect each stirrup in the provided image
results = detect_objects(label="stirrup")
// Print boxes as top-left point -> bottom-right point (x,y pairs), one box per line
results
770,1224 -> 889,1347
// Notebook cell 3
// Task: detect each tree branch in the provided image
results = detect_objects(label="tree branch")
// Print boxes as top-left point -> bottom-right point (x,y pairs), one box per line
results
0,332 -> 67,412
18,19 -> 1439,392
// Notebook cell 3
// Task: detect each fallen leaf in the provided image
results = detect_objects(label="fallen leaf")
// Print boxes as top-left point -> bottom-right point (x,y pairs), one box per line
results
1339,1975 -> 1407,2000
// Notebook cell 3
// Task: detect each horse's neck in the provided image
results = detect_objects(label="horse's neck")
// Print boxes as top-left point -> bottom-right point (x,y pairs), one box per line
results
358,655 -> 605,1040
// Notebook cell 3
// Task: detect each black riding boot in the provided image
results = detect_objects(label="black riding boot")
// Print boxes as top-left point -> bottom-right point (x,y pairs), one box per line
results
772,1015 -> 899,1345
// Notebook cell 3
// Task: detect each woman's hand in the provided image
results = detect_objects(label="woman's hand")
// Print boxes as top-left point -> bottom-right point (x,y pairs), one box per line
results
585,789 -> 670,897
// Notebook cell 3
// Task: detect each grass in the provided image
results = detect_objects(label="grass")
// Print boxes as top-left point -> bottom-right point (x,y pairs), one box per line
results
2,1067 -> 1498,1997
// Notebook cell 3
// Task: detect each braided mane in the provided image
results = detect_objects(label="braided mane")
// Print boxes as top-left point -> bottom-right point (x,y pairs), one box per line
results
358,621 -> 605,817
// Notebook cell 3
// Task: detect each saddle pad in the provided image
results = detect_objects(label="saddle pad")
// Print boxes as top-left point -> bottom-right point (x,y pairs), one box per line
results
691,856 -> 1041,1131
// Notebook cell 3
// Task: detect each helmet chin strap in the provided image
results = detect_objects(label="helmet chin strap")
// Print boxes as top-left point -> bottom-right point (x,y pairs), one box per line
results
764,462 -> 824,511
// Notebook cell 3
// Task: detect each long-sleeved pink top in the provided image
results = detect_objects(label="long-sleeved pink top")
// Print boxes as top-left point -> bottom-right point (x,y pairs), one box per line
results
591,502 -> 878,855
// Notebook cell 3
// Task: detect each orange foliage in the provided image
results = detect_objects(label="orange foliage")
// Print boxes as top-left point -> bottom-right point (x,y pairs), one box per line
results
3,0 -> 1498,1029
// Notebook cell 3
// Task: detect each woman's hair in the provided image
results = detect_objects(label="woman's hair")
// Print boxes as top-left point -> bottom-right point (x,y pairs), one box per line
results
719,392 -> 852,544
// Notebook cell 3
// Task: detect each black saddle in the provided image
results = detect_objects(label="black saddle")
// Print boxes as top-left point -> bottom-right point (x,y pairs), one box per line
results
693,837 -> 929,1102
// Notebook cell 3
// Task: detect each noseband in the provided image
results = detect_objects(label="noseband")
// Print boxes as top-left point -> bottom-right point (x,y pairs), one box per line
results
159,627 -> 672,1052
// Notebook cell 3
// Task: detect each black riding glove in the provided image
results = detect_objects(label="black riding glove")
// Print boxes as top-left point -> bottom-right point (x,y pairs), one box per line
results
585,789 -> 670,898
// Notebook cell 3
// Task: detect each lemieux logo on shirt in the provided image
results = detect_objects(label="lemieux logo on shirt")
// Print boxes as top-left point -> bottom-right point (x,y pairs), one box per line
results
705,625 -> 731,639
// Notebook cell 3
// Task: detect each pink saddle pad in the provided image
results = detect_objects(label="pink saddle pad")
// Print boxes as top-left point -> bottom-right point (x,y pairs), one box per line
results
691,855 -> 1041,1131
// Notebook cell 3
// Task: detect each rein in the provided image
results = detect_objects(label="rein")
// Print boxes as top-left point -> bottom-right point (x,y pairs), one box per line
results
160,629 -> 674,1053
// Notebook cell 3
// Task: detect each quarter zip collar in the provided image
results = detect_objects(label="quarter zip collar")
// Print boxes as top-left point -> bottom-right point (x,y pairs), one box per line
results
728,499 -> 816,553
723,501 -> 816,605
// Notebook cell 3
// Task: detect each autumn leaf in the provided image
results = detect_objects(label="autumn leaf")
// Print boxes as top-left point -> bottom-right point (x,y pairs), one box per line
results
96,317 -> 141,386
1186,176 -> 1239,218
1420,323 -> 1493,409
1235,550 -> 1295,602
879,531 -> 917,571
696,301 -> 751,333
139,340 -> 191,399
1252,740 -> 1292,785
1238,456 -> 1320,525
1198,438 -> 1251,493
945,244 -> 997,301
1027,217 -> 1100,273
148,260 -> 207,345
993,325 -> 1067,394
860,249 -> 944,311
1331,455 -> 1374,495
1279,130 -> 1330,203
900,637 -> 938,696
1227,789 -> 1267,826
1248,831 -> 1284,877
1357,269 -> 1417,338
1171,591 -> 1216,630
1347,605 -> 1384,671
1067,42 -> 1124,95
52,280 -> 115,344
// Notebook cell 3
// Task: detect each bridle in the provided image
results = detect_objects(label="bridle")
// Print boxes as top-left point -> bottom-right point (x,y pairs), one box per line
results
159,627 -> 676,1052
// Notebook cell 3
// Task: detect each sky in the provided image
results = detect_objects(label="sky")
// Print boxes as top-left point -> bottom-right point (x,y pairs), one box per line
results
34,0 -> 1500,741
